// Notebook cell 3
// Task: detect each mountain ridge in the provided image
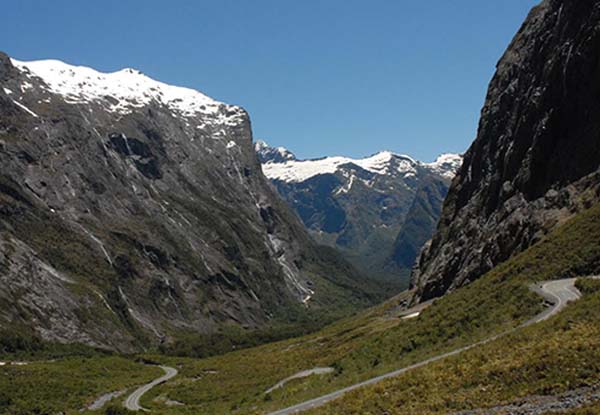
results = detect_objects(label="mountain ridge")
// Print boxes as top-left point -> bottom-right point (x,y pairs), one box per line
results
256,140 -> 462,285
0,53 -> 382,352
257,140 -> 461,183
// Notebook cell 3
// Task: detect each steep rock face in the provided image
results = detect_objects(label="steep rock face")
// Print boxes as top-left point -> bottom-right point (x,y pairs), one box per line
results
257,141 -> 461,285
390,174 -> 449,270
0,54 -> 377,351
411,0 -> 600,301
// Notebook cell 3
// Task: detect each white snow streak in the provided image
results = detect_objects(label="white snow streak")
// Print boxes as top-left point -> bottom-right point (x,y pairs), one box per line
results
11,99 -> 39,117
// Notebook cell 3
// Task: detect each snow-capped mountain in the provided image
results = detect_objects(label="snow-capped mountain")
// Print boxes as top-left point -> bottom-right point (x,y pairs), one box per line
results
256,141 -> 462,285
423,153 -> 464,179
10,58 -> 246,124
0,53 -> 383,351
255,140 -> 296,163
258,143 -> 460,183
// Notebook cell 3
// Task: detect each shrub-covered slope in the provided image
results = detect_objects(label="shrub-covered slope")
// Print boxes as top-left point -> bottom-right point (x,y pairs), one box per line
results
135,202 -> 600,414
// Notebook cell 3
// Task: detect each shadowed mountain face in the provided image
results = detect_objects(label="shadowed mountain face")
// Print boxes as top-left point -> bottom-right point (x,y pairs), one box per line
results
256,141 -> 461,286
411,0 -> 600,301
391,175 -> 449,270
0,54 -> 382,352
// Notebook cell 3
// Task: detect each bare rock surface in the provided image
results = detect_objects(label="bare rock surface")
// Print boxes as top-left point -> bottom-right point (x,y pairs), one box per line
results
411,0 -> 600,301
0,54 -> 379,351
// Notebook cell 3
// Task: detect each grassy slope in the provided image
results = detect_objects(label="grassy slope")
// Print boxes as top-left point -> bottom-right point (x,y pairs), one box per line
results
306,279 -> 600,414
0,356 -> 161,415
140,203 -> 600,414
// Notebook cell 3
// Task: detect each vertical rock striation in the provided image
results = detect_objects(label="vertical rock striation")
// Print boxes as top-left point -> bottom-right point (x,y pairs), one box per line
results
0,54 -> 378,351
411,0 -> 600,301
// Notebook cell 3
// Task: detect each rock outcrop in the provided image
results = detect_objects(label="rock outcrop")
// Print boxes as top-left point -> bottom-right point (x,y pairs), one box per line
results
411,0 -> 600,301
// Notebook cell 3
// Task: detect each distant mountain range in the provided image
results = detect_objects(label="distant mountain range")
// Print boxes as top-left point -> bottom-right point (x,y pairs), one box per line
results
256,140 -> 462,286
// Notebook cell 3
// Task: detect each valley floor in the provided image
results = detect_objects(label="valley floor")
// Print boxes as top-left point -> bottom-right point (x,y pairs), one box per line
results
2,204 -> 600,415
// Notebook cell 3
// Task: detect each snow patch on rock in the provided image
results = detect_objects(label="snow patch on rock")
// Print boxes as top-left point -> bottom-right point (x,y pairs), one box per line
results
424,153 -> 463,178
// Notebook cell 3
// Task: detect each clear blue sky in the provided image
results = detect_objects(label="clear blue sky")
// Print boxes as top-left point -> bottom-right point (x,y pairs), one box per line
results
2,0 -> 539,161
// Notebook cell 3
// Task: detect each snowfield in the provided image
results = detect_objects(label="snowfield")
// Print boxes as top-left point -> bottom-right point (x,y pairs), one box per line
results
11,58 -> 245,125
260,145 -> 462,183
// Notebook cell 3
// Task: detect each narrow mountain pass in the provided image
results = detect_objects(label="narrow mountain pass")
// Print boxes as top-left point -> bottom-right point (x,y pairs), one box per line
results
264,277 -> 585,415
123,366 -> 178,411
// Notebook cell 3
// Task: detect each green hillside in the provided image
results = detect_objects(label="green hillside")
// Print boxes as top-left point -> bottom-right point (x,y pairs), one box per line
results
2,203 -> 599,415
306,278 -> 600,414
141,203 -> 600,414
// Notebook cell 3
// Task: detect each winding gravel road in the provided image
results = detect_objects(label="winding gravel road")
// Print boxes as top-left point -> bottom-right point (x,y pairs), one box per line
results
266,368 -> 335,394
264,278 -> 583,415
123,365 -> 178,411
